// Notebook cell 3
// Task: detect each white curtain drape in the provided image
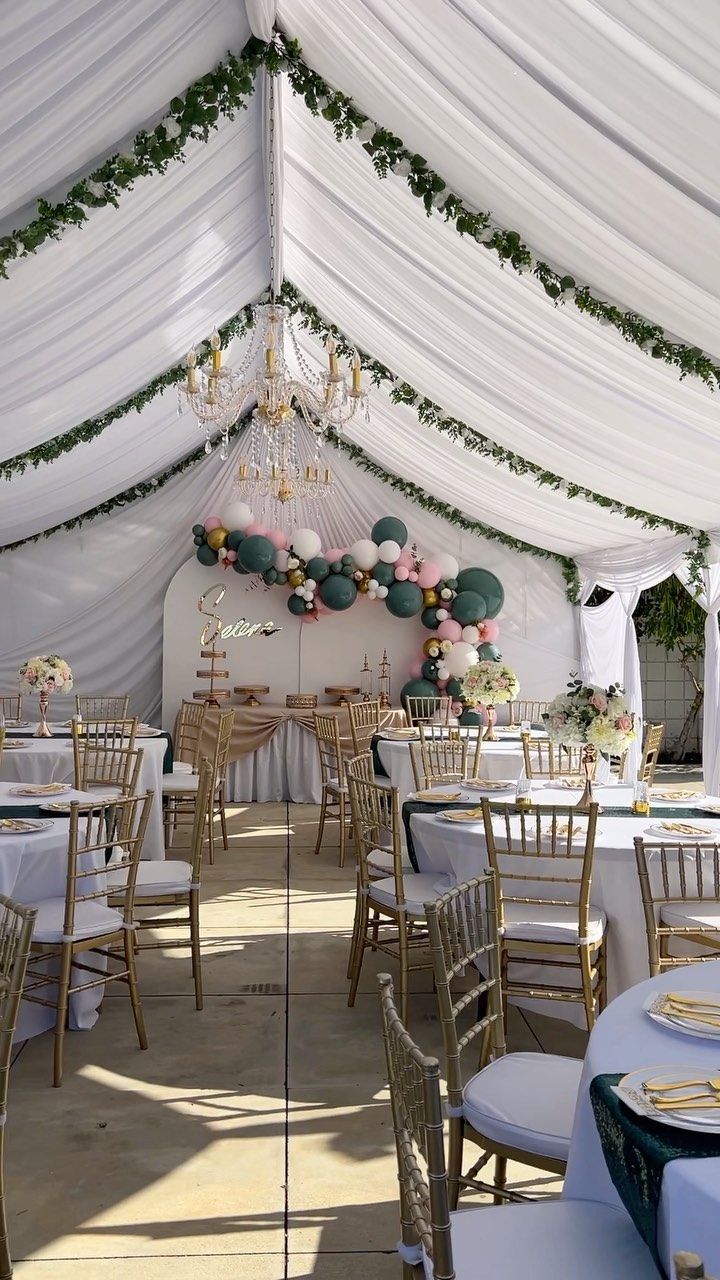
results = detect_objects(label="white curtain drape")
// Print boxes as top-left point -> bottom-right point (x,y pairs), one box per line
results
675,561 -> 720,795
246,0 -> 277,41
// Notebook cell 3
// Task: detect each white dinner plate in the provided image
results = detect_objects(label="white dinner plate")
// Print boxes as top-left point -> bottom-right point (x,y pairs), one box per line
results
644,822 -> 716,840
137,725 -> 162,736
8,783 -> 72,797
0,818 -> 54,835
380,729 -> 420,740
1,741 -> 28,749
697,803 -> 720,817
4,720 -> 29,728
463,779 -> 515,792
615,1066 -> 720,1132
643,990 -> 720,1041
438,809 -> 483,823
411,790 -> 462,803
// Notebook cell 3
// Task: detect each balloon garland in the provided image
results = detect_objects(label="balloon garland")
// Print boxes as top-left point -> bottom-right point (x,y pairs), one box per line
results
191,509 -> 504,718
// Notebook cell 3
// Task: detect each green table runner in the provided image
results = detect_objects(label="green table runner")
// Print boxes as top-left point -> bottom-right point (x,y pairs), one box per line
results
0,805 -> 44,820
590,1072 -> 720,1273
370,734 -> 390,779
9,729 -> 174,773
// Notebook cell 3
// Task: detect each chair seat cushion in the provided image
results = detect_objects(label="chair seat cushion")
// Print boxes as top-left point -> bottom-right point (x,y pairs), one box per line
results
109,860 -> 193,897
172,761 -> 195,775
367,848 -> 413,874
462,1052 -> 582,1163
422,1199 -> 659,1280
369,873 -> 451,917
661,900 -> 720,930
162,773 -> 201,794
502,900 -> 606,946
30,897 -> 125,943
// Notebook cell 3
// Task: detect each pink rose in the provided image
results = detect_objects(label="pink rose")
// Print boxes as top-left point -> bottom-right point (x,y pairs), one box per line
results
590,692 -> 607,712
616,714 -> 632,732
551,715 -> 565,729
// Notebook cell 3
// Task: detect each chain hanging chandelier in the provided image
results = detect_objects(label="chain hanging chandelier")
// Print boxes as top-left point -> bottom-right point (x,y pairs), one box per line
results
178,71 -> 368,506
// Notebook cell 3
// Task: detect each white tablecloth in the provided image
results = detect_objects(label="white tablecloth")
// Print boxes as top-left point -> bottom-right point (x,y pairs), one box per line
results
0,732 -> 166,858
410,782 -> 720,1022
225,720 -> 323,803
376,731 -> 530,804
0,781 -> 110,1038
564,960 -> 720,1277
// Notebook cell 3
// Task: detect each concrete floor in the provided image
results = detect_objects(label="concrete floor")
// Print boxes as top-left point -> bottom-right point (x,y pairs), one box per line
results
7,801 -> 589,1279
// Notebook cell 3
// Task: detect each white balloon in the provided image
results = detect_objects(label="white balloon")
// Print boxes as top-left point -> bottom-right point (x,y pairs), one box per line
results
349,538 -> 380,571
437,666 -> 450,681
461,625 -> 480,645
434,553 -> 459,581
445,641 -> 480,678
217,546 -> 227,559
367,579 -> 379,591
294,586 -> 305,597
223,500 -> 254,531
290,528 -> 322,562
287,557 -> 299,570
377,539 -> 401,564
376,585 -> 389,599
303,589 -> 314,602
304,579 -> 317,592
436,608 -> 449,622
274,549 -> 290,572
368,591 -> 377,600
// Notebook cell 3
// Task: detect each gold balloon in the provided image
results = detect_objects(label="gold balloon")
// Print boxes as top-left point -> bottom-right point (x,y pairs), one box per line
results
423,637 -> 440,657
206,527 -> 228,551
422,588 -> 440,607
358,578 -> 370,594
288,568 -> 305,588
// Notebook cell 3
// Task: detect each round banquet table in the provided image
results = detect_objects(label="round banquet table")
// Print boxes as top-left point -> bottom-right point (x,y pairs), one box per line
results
0,730 -> 165,859
564,960 -> 720,1276
0,782 -> 111,1039
376,728 -> 543,804
410,781 -> 720,1024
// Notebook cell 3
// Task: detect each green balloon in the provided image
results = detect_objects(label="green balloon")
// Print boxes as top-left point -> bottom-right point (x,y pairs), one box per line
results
372,561 -> 395,587
330,561 -> 343,574
287,595 -> 307,616
477,642 -> 502,661
306,556 -> 330,583
226,529 -> 246,551
193,535 -> 205,546
400,678 -> 438,711
232,559 -> 248,575
371,516 -> 408,548
451,590 -> 487,625
386,580 -> 423,618
445,578 -> 458,591
319,574 -> 357,611
458,709 -> 483,727
276,571 -> 288,585
341,554 -> 353,565
456,568 -> 504,619
238,534 -> 275,574
342,565 -> 354,577
263,568 -> 278,585
421,659 -> 439,681
192,524 -> 205,537
421,607 -> 440,631
196,543 -> 218,566
446,678 -> 463,699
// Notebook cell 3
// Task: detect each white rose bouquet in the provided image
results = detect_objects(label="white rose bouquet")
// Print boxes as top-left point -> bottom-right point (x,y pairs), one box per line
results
18,655 -> 73,693
543,677 -> 635,757
461,661 -> 519,707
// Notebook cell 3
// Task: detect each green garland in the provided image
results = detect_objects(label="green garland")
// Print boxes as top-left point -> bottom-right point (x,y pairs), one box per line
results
0,412 -> 253,554
272,38 -> 720,394
0,302 -> 258,482
279,281 -> 695,541
325,428 -> 581,603
0,40 -> 268,280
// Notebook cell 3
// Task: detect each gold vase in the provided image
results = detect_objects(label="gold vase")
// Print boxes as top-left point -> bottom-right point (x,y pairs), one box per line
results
34,690 -> 52,738
575,743 -> 599,812
484,704 -> 498,741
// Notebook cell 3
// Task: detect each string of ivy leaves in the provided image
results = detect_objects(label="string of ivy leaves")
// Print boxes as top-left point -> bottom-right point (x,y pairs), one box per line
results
270,36 -> 720,395
0,38 -> 270,280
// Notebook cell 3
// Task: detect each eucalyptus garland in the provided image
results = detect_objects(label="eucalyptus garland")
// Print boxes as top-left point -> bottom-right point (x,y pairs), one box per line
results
272,38 -> 720,394
279,281 -> 695,541
0,40 -> 267,280
0,302 -> 257,482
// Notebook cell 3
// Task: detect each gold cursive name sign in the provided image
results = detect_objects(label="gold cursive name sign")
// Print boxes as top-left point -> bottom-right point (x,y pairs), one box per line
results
198,585 -> 282,647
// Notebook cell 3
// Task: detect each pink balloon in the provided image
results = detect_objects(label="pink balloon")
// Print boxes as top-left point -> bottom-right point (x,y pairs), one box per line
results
451,701 -> 463,717
246,522 -> 267,537
438,619 -> 462,642
325,547 -> 344,562
436,678 -> 449,691
224,549 -> 238,563
301,611 -> 318,623
417,561 -> 441,589
204,516 -> 222,532
394,566 -> 410,581
408,571 -> 419,583
409,660 -> 423,679
267,528 -> 288,549
397,548 -> 414,569
479,619 -> 500,643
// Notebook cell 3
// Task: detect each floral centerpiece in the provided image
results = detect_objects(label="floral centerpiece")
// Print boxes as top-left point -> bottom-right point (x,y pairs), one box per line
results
542,678 -> 635,809
18,655 -> 73,738
461,661 -> 519,740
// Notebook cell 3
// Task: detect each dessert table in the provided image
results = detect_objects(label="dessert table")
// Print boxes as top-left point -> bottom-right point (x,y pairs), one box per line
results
0,729 -> 166,858
564,961 -> 720,1276
409,781 -> 720,1022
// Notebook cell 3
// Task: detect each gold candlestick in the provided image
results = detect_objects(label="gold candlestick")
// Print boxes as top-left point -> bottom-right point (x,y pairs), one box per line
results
35,689 -> 52,737
378,649 -> 391,708
360,654 -> 373,701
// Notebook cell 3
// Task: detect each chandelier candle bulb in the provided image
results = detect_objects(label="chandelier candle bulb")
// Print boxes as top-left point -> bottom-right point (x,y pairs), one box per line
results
326,337 -> 339,379
352,352 -> 362,395
186,350 -> 198,394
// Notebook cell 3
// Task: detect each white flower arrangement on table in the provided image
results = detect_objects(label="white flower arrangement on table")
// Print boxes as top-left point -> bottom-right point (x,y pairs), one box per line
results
17,655 -> 73,694
461,661 -> 519,706
542,678 -> 635,757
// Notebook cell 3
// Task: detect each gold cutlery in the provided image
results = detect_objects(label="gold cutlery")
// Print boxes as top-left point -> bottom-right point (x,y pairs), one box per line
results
665,993 -> 720,1009
644,1075 -> 720,1093
647,1088 -> 720,1105
650,1097 -> 720,1111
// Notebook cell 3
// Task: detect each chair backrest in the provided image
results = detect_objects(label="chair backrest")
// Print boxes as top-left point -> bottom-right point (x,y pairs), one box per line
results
76,695 -> 130,720
406,695 -> 452,727
378,973 -> 454,1279
73,742 -> 144,795
674,1252 -> 716,1279
521,734 -> 583,779
410,736 -> 467,791
347,699 -> 381,755
0,897 -> 36,1111
314,712 -> 345,786
347,774 -> 407,905
345,751 -> 374,782
76,717 -> 138,750
187,761 -> 214,881
509,699 -> 550,726
481,801 -> 599,941
212,709 -> 235,786
174,699 -> 208,772
0,695 -> 22,722
634,836 -> 720,974
425,876 -> 506,1110
63,793 -> 153,938
639,722 -> 664,783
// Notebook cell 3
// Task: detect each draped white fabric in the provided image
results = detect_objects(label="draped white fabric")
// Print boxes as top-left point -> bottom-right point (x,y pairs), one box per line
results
676,562 -> 720,794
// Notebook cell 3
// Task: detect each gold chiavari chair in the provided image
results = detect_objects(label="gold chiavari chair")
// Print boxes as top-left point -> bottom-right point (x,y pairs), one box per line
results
481,800 -> 607,1030
410,736 -> 467,791
344,751 -> 400,978
426,876 -> 583,1209
76,716 -> 138,750
161,708 -> 234,863
75,694 -> 130,720
22,792 -> 153,1086
0,696 -> 22,724
109,762 -> 213,1010
634,836 -> 720,975
313,713 -> 352,867
347,698 -> 381,756
347,775 -> 444,1022
405,695 -> 453,727
72,741 -> 144,796
171,699 -> 208,776
639,722 -> 665,784
675,1254 -> 716,1280
0,897 -> 36,1279
521,733 -> 584,780
509,699 -> 551,727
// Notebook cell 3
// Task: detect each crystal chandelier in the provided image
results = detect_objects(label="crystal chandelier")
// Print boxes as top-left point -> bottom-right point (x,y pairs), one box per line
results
178,72 -> 368,504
